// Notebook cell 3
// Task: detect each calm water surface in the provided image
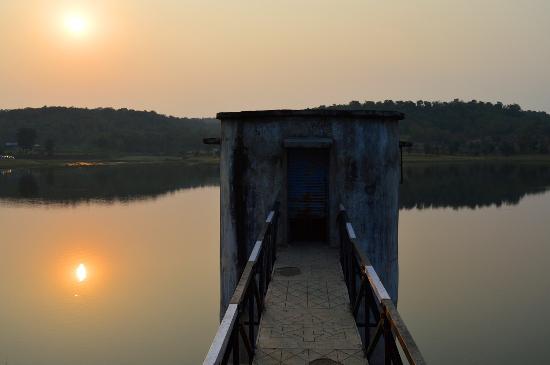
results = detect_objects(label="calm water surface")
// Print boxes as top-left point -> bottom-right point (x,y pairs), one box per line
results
1,162 -> 549,364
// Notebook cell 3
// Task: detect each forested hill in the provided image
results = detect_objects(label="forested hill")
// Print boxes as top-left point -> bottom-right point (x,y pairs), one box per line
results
0,107 -> 219,155
2,101 -> 550,156
321,100 -> 550,155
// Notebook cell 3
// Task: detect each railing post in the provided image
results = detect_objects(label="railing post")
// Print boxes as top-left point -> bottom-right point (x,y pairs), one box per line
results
339,222 -> 344,268
232,316 -> 240,365
340,221 -> 347,284
364,276 -> 370,354
350,258 -> 357,308
248,284 -> 255,352
271,225 -> 276,264
266,238 -> 272,288
346,239 -> 352,291
383,310 -> 392,365
258,253 -> 265,298
273,205 -> 279,261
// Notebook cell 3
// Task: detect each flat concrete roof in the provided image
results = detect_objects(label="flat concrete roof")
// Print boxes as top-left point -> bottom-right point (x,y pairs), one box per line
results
216,109 -> 404,121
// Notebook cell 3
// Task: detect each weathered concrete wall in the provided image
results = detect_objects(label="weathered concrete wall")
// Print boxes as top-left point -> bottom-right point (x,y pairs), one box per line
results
219,113 -> 401,315
332,121 -> 400,301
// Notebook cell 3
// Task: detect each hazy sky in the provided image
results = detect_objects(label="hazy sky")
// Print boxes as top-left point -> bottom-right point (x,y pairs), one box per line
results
0,0 -> 549,117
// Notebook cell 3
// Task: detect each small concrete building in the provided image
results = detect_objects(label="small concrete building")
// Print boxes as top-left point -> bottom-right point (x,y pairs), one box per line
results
217,109 -> 404,314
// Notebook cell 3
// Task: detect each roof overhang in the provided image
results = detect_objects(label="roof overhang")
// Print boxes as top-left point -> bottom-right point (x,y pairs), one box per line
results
216,109 -> 404,121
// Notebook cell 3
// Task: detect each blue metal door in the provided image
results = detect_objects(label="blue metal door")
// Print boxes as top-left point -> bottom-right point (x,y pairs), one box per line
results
287,148 -> 328,242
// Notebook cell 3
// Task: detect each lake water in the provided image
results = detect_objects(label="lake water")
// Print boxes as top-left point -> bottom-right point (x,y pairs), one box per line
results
1,162 -> 549,365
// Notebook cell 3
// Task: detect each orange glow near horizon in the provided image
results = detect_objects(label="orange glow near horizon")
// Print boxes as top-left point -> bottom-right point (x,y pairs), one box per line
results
0,1 -> 548,116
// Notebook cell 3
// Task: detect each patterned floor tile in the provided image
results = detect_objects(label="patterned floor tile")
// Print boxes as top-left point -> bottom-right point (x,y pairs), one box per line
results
254,244 -> 368,365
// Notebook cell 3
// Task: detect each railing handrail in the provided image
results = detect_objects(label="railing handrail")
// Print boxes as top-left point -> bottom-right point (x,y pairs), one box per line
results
338,204 -> 426,365
203,304 -> 239,365
203,201 -> 280,365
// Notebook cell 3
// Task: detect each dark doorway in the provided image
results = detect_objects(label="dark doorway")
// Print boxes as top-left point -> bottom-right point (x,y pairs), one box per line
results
287,148 -> 329,243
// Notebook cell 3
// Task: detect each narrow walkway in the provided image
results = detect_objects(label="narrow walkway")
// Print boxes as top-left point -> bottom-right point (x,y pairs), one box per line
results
254,244 -> 367,365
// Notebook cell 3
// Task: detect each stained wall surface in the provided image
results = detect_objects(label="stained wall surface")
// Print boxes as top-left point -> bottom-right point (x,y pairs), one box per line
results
218,111 -> 402,314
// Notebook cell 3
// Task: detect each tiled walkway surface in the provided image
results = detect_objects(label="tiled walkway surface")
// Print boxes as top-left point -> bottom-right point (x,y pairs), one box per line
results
254,244 -> 367,365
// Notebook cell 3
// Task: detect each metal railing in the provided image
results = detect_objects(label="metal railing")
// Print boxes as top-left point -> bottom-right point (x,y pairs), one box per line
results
338,204 -> 426,365
203,201 -> 280,365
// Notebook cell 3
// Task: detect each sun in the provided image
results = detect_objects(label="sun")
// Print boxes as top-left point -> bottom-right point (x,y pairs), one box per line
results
76,263 -> 87,282
64,14 -> 88,36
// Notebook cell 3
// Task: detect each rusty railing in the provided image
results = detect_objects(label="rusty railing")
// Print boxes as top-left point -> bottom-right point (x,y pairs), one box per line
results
338,204 -> 426,365
203,201 -> 280,365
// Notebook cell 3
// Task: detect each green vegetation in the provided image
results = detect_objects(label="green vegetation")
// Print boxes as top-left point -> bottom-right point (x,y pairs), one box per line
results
1,101 -> 550,159
0,106 -> 220,156
320,100 -> 550,155
16,127 -> 37,149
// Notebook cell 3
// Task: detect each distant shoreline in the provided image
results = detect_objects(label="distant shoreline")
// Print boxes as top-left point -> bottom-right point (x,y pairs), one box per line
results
402,153 -> 550,163
2,153 -> 550,170
0,154 -> 219,169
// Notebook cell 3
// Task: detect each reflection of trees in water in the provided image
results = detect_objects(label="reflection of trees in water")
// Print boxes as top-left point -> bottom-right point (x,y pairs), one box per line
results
0,163 -> 219,205
400,162 -> 550,209
3,162 -> 550,209
18,174 -> 39,197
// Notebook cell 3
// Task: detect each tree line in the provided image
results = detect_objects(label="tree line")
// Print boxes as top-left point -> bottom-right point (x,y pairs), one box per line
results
0,107 -> 219,156
1,101 -> 549,156
320,99 -> 550,155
